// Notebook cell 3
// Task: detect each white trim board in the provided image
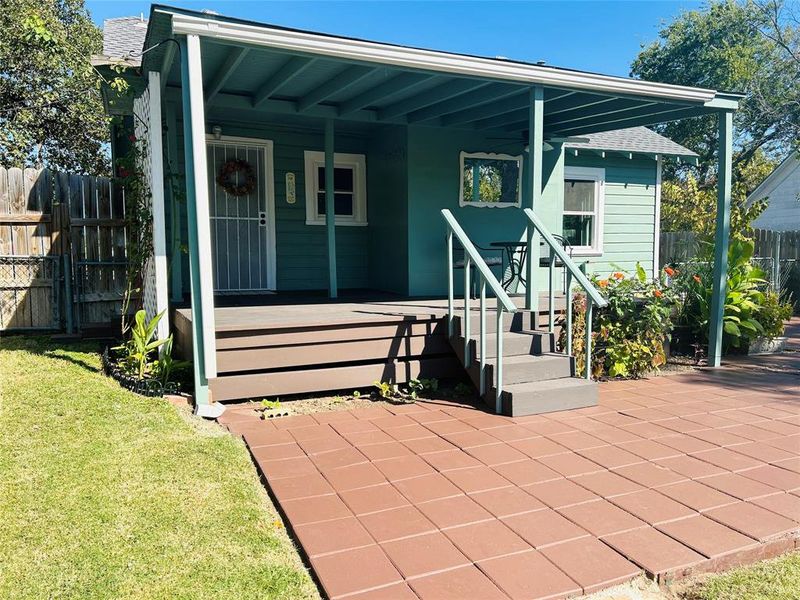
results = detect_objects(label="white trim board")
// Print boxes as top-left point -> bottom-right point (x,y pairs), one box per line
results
653,156 -> 663,278
563,165 -> 605,257
147,71 -> 170,343
166,11 -> 737,108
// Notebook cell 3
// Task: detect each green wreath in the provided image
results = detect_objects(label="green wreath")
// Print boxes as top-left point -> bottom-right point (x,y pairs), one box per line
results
216,158 -> 256,196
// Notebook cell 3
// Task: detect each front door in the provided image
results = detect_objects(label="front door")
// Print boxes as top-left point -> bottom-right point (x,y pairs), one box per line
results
206,137 -> 276,293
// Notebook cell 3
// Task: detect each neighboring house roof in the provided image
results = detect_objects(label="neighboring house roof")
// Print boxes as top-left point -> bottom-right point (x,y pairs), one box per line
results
749,153 -> 800,232
563,127 -> 697,161
93,16 -> 148,66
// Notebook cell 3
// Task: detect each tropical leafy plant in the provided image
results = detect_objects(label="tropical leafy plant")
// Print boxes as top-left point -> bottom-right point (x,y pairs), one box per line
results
562,264 -> 675,378
113,309 -> 171,380
677,239 -> 767,350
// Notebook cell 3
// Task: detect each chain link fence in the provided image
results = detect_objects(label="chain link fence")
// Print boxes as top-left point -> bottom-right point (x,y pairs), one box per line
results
0,256 -> 61,330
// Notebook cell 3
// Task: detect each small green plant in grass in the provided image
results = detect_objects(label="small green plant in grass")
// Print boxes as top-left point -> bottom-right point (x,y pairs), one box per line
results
261,398 -> 282,410
373,380 -> 399,399
406,378 -> 439,400
153,335 -> 189,386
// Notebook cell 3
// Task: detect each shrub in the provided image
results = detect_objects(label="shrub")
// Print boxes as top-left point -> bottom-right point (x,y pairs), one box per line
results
561,264 -> 675,379
674,239 -> 766,351
757,290 -> 793,340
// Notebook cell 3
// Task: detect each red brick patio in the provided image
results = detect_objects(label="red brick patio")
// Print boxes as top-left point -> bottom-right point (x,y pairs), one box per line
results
219,323 -> 800,599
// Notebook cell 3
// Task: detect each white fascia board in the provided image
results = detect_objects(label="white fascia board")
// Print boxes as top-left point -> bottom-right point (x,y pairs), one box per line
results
167,12 -> 721,105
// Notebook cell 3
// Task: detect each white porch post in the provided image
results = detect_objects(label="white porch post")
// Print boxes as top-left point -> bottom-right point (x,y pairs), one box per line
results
525,85 -> 544,312
708,110 -> 733,367
146,71 -> 170,343
180,34 -> 219,412
325,118 -> 338,298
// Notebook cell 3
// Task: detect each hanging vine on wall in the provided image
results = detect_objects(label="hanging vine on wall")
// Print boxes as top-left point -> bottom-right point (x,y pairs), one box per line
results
216,158 -> 256,196
116,124 -> 153,335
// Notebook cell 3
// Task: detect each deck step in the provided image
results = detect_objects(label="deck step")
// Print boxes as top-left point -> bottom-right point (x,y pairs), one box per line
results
475,329 -> 556,358
209,356 -> 463,401
493,377 -> 598,417
468,353 -> 574,387
453,309 -> 566,336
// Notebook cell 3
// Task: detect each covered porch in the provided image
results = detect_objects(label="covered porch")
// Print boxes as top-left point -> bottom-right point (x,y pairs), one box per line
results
137,6 -> 741,413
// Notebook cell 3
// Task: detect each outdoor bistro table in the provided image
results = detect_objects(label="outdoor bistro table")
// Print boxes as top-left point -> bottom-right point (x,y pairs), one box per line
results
490,241 -> 528,291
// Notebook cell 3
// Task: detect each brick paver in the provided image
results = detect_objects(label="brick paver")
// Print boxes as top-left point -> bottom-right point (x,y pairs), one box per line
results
219,332 -> 800,599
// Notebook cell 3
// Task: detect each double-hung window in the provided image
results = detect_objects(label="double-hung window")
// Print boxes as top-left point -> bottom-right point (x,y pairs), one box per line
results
563,166 -> 604,255
304,151 -> 367,225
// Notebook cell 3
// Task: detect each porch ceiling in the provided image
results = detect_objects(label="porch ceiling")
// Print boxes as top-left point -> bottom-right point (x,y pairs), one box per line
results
151,5 -> 741,138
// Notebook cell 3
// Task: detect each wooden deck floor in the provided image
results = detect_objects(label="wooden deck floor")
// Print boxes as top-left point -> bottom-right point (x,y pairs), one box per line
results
174,293 -> 564,332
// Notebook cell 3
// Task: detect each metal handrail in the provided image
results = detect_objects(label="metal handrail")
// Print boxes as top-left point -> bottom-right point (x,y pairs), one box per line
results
442,209 -> 517,413
523,208 -> 607,309
523,207 -> 608,380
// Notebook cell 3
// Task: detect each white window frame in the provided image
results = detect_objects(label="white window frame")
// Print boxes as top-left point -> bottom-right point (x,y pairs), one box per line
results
458,151 -> 523,208
304,151 -> 367,226
563,166 -> 605,256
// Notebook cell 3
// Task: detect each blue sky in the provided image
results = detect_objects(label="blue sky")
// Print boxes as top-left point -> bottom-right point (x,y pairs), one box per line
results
86,1 -> 702,77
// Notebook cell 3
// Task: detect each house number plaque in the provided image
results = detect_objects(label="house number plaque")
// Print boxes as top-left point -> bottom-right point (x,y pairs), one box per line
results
285,172 -> 296,204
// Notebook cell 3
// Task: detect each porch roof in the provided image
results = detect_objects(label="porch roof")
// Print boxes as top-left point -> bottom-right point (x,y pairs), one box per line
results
142,5 -> 741,138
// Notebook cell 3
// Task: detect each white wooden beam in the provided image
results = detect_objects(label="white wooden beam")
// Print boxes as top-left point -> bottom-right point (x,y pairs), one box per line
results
147,71 -> 170,343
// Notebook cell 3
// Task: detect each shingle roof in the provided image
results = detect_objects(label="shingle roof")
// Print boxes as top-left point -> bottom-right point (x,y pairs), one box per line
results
563,126 -> 697,159
101,16 -> 148,65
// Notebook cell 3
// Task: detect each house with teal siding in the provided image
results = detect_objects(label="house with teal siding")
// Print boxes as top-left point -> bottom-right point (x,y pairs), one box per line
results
94,7 -> 738,417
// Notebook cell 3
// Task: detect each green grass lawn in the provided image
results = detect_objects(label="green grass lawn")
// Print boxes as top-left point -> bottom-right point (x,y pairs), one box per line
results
0,336 -> 318,599
680,552 -> 800,600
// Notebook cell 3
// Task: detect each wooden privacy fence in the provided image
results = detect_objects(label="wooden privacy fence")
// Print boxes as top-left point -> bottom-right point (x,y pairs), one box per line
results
660,229 -> 800,265
660,229 -> 800,306
0,166 -> 128,332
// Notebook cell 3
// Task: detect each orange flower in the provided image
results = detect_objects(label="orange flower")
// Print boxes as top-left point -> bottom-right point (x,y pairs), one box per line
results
653,289 -> 663,298
693,274 -> 701,283
664,267 -> 675,277
612,272 -> 624,280
598,279 -> 609,288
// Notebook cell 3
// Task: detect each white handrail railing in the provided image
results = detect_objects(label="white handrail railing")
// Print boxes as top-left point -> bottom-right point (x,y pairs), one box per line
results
523,207 -> 608,379
442,209 -> 516,412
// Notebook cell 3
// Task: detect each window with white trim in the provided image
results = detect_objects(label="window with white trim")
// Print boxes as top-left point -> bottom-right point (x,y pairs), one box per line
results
304,151 -> 367,226
563,166 -> 604,255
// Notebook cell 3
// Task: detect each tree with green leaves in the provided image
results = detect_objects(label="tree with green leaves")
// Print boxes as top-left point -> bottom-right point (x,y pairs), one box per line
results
660,150 -> 774,238
631,0 -> 798,239
632,0 -> 798,178
0,0 -> 110,174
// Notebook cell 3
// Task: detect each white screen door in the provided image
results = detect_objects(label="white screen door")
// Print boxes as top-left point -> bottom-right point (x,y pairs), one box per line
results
206,137 -> 275,292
